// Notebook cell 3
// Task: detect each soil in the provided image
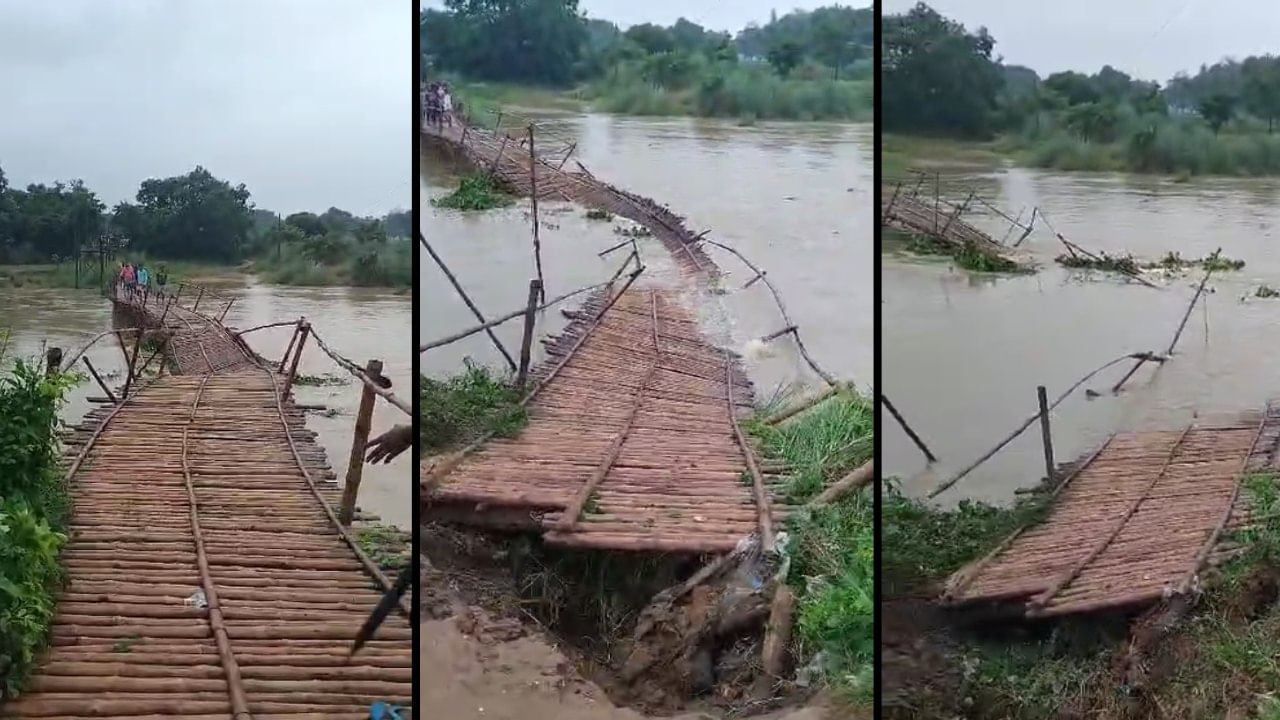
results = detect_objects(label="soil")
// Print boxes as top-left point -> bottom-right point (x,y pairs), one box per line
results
423,524 -> 852,720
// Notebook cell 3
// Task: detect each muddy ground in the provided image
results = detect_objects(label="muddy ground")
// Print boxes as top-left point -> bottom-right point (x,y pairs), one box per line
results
422,523 -> 852,720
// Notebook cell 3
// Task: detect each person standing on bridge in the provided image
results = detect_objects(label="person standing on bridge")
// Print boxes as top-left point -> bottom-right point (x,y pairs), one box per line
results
136,264 -> 150,296
155,265 -> 169,298
122,263 -> 136,298
441,86 -> 453,128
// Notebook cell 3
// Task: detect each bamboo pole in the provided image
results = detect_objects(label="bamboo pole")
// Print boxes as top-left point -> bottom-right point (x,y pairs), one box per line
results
1037,385 -> 1055,483
278,319 -> 303,372
420,233 -> 518,370
192,287 -> 205,312
282,322 -> 311,399
516,279 -> 542,392
528,124 -> 546,303
809,461 -> 874,507
45,347 -> 63,376
765,384 -> 841,426
880,394 -> 937,463
121,330 -> 144,399
218,298 -> 236,323
339,359 -> 383,525
82,357 -> 117,404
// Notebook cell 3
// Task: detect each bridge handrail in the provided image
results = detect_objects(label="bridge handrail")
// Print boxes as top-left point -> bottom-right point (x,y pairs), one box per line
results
58,327 -> 145,373
307,324 -> 413,416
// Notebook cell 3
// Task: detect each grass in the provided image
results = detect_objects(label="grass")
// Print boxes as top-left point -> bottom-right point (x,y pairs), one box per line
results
1257,285 -> 1280,299
354,523 -> 411,572
291,372 -> 349,387
882,133 -> 1004,180
421,361 -> 527,452
429,174 -> 514,212
585,208 -> 613,221
747,386 -> 875,703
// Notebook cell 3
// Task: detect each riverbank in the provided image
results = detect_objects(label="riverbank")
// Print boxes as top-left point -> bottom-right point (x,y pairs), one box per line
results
0,242 -> 411,292
446,74 -> 872,124
886,128 -> 1280,180
882,476 -> 1280,719
0,360 -> 79,698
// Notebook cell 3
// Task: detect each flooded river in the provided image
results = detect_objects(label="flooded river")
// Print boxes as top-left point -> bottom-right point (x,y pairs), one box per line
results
0,280 -> 412,528
883,166 -> 1280,505
422,113 -> 873,401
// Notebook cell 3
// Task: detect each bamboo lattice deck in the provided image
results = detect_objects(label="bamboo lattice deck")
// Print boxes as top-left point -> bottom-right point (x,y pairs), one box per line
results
945,406 -> 1280,617
426,286 -> 786,553
881,185 -> 1031,269
3,290 -> 412,718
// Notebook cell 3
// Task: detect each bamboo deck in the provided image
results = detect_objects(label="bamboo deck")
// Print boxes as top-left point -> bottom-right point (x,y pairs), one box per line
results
944,406 -> 1280,617
424,119 -> 715,275
3,292 -> 412,717
426,286 -> 787,553
881,186 -> 1031,269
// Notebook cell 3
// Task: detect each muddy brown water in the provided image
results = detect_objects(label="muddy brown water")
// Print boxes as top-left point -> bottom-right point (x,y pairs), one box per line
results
0,280 -> 412,528
423,113 -> 872,399
883,166 -> 1280,505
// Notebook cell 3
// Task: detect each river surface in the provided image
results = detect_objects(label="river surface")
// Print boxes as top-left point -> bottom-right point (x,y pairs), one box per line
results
0,280 -> 412,528
883,165 -> 1280,505
422,112 -> 873,404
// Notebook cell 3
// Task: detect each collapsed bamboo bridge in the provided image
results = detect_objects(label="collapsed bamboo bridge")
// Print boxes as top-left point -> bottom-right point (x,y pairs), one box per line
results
881,174 -> 1032,269
944,406 -> 1280,617
3,285 -> 412,717
423,110 -> 855,553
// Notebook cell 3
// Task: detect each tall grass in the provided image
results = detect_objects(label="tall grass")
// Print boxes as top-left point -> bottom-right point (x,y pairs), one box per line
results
748,389 -> 874,702
1015,112 -> 1280,176
585,62 -> 872,122
253,236 -> 411,289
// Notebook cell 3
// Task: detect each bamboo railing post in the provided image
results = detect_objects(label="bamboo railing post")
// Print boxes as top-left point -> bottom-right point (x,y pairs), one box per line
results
528,124 -> 547,303
420,233 -> 518,370
516,279 -> 543,392
82,357 -> 117,404
121,330 -> 144,398
339,359 -> 384,525
218,298 -> 235,323
174,283 -> 184,307
192,287 -> 205,312
278,318 -> 303,372
881,394 -> 938,463
44,347 -> 63,376
1037,386 -> 1056,483
282,321 -> 311,399
489,134 -> 509,180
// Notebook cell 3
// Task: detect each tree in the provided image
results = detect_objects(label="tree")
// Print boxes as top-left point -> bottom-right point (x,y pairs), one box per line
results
1063,102 -> 1119,143
1199,93 -> 1238,134
625,23 -> 675,55
285,212 -> 326,237
384,210 -> 412,238
882,3 -> 1004,138
766,41 -> 803,77
1242,56 -> 1280,133
423,0 -> 588,85
115,167 -> 252,261
1043,71 -> 1100,106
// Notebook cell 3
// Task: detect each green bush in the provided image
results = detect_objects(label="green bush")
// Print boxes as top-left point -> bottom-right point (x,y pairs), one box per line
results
0,360 -> 79,697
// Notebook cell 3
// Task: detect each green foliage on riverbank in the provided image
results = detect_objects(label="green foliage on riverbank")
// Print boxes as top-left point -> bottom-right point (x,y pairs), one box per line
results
885,2 -> 1280,176
0,359 -> 79,697
430,175 -> 514,212
251,234 -> 411,289
424,2 -> 873,122
421,362 -> 527,452
0,255 -> 242,291
749,388 -> 874,703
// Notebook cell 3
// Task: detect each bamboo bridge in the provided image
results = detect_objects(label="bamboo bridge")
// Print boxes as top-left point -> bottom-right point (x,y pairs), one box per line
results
881,175 -> 1032,270
423,110 -> 852,553
944,406 -> 1280,617
3,285 -> 412,718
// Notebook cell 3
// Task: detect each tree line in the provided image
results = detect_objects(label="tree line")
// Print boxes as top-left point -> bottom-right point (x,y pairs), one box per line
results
884,2 -> 1280,141
422,0 -> 873,86
0,164 -> 410,266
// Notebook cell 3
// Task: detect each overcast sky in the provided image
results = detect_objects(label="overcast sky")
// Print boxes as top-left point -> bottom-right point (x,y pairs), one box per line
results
421,1 -> 852,34
0,1 -> 408,217
884,0 -> 1280,83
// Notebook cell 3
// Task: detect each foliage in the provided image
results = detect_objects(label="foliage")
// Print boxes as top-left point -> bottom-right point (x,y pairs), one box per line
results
584,208 -> 613,221
882,3 -> 1003,138
0,177 -> 104,265
747,388 -> 874,701
112,167 -> 252,262
421,361 -> 527,452
422,0 -> 588,85
0,361 -> 79,697
430,174 -> 514,211
354,523 -> 411,572
253,234 -> 411,289
1055,251 -> 1140,274
424,4 -> 873,121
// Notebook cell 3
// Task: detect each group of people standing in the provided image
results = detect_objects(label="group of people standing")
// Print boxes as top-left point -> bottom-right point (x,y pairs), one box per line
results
116,261 -> 168,299
422,81 -> 454,130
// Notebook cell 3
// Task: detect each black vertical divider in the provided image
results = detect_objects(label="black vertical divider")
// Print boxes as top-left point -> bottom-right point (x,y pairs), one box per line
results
411,0 -> 423,714
871,0 -> 884,713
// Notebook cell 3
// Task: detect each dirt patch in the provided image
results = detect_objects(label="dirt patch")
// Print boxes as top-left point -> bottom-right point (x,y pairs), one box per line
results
422,523 -> 835,719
